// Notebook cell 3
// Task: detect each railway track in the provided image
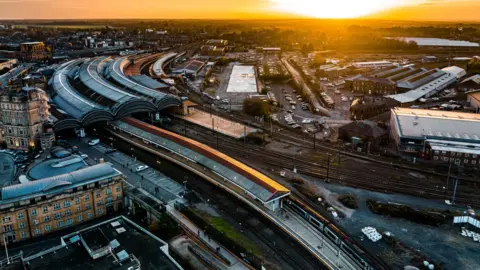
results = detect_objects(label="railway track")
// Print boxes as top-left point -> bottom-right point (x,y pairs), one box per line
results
163,120 -> 480,207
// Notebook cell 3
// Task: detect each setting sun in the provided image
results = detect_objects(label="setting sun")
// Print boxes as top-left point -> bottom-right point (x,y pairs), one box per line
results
271,0 -> 411,18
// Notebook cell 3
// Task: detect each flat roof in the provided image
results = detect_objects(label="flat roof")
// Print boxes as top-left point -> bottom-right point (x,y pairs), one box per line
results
20,216 -> 182,270
226,65 -> 257,93
114,118 -> 290,203
28,155 -> 87,180
441,66 -> 466,79
391,107 -> 480,141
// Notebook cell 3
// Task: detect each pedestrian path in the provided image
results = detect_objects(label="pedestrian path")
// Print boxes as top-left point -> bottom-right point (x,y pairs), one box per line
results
166,204 -> 248,270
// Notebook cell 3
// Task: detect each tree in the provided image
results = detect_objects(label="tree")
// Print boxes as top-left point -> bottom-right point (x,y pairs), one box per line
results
243,98 -> 270,117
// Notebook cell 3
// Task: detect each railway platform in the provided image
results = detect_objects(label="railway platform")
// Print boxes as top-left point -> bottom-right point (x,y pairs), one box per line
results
108,118 -> 366,270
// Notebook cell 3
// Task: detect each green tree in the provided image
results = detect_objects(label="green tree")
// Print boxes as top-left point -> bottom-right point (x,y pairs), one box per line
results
243,98 -> 270,117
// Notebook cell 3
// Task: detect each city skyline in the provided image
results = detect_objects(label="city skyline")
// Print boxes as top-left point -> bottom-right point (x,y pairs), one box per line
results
0,0 -> 479,21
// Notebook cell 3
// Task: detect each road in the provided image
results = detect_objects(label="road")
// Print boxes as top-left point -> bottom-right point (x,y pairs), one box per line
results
281,57 -> 329,115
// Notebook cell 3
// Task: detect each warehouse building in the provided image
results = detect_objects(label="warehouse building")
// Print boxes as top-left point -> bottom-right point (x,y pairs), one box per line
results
390,108 -> 480,166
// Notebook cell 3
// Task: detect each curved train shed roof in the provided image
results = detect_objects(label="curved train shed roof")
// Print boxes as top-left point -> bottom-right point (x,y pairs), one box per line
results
51,57 -> 181,131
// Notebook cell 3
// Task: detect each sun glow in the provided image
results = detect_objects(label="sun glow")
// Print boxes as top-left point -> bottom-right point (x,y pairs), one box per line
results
271,0 -> 411,18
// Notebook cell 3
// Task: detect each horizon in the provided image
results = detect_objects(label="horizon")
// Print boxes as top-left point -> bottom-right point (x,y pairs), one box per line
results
0,0 -> 480,21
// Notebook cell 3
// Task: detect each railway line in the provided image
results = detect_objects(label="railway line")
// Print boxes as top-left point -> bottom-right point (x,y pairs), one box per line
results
164,118 -> 480,207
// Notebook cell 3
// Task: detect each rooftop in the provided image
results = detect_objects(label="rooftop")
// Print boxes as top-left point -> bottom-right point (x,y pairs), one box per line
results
391,107 -> 480,141
226,65 -> 257,93
28,155 -> 87,180
0,163 -> 121,203
17,216 -> 182,270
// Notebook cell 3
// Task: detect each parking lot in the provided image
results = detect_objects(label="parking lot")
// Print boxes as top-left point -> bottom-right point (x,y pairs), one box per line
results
320,80 -> 354,120
75,138 -> 186,204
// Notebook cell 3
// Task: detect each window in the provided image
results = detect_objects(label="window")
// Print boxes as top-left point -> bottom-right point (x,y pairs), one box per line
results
98,209 -> 103,215
96,191 -> 101,198
64,200 -> 70,207
34,228 -> 40,235
434,150 -> 439,155
65,210 -> 72,216
33,219 -> 38,225
21,232 -> 27,239
54,213 -> 62,219
66,219 -> 73,226
106,188 -> 112,195
31,209 -> 37,216
85,194 -> 90,201
44,216 -> 50,222
75,197 -> 80,204
45,225 -> 51,232
87,212 -> 92,219
97,200 -> 103,207
77,215 -> 83,222
117,194 -> 122,200
473,160 -> 477,165
3,225 -> 12,232
434,156 -> 439,161
76,206 -> 81,213
473,154 -> 478,159
19,222 -> 25,229
443,157 -> 449,161
106,197 -> 113,204
86,203 -> 91,210
465,154 -> 470,158
53,203 -> 60,210
43,206 -> 48,213
3,216 -> 11,223
464,159 -> 469,164
56,221 -> 63,228
441,151 -> 447,155
17,213 -> 24,220
116,185 -> 121,192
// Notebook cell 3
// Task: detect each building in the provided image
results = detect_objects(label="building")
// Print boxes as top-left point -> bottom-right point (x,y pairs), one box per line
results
389,108 -> 480,165
352,60 -> 394,69
466,90 -> 480,112
339,120 -> 388,145
19,42 -> 50,61
459,74 -> 480,92
4,215 -> 182,269
0,163 -> 124,245
0,59 -> 17,71
206,39 -> 228,47
172,60 -> 205,78
388,68 -> 460,104
39,131 -> 55,150
442,66 -> 467,80
200,45 -> 225,57
350,97 -> 400,120
0,86 -> 50,150
422,56 -> 438,63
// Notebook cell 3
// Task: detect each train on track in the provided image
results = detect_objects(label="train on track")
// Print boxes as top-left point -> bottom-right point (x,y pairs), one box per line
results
286,197 -> 387,270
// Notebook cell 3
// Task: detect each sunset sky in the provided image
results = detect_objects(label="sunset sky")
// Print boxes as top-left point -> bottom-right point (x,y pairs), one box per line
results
0,0 -> 479,21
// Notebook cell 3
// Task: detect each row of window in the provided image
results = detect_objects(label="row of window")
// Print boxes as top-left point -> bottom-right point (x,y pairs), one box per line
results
17,213 -> 95,239
433,156 -> 478,165
434,151 -> 478,159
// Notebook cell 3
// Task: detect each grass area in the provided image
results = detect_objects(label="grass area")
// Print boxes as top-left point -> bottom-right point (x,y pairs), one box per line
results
192,208 -> 261,256
338,194 -> 358,209
209,217 -> 261,256
204,88 -> 216,96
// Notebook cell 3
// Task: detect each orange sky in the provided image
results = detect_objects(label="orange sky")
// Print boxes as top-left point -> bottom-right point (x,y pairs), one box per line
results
0,0 -> 479,21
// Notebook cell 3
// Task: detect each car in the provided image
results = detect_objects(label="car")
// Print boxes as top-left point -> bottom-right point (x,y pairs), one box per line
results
135,165 -> 149,172
286,110 -> 293,114
291,124 -> 301,129
298,98 -> 303,102
38,150 -> 43,154
296,95 -> 302,99
291,105 -> 296,110
289,101 -> 296,105
20,164 -> 27,169
334,90 -> 341,95
293,90 -> 297,93
88,139 -> 100,146
34,154 -> 41,159
432,97 -> 440,101
80,154 -> 88,159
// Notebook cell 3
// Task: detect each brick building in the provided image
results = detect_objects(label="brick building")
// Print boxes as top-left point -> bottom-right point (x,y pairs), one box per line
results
20,42 -> 50,61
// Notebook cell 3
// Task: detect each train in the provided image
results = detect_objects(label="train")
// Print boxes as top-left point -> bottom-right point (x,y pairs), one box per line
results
285,197 -> 383,270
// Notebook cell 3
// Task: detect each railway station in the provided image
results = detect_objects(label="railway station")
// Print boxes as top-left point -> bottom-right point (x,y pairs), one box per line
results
113,117 -> 290,210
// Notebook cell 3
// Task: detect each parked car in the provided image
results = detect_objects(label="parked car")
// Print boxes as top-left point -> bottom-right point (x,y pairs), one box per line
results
135,165 -> 149,172
88,139 -> 100,146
